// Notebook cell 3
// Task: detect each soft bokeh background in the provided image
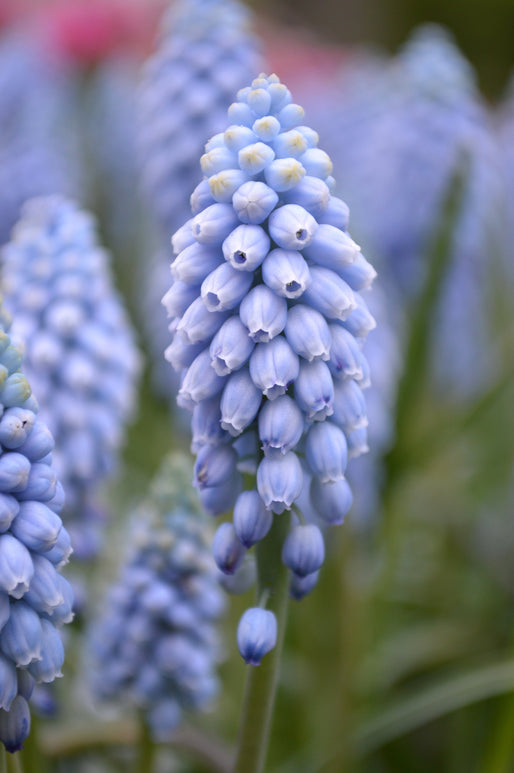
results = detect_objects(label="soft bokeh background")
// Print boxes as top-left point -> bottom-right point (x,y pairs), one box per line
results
0,0 -> 513,772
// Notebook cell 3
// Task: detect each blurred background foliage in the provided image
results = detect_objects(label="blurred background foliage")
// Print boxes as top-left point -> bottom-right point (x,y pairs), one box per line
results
0,0 -> 512,772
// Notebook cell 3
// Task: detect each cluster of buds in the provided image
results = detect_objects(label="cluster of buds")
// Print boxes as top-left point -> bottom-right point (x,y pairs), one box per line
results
0,298 -> 73,752
163,74 -> 376,664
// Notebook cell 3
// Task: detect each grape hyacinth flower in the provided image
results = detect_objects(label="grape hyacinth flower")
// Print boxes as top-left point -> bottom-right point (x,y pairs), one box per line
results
1,197 -> 141,565
88,454 -> 225,739
163,73 -> 376,663
0,295 -> 73,753
309,25 -> 504,397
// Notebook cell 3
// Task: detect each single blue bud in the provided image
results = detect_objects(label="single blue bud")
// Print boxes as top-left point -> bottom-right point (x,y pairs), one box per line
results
237,607 -> 277,665
14,421 -> 54,462
0,374 -> 31,408
305,421 -> 348,483
299,147 -> 332,178
190,181 -> 216,215
224,125 -> 258,152
238,141 -> 275,173
303,266 -> 356,321
42,527 -> 72,570
284,304 -> 331,362
290,569 -> 319,600
258,395 -> 304,456
310,477 -> 353,525
0,655 -> 16,710
16,671 -> 34,702
209,317 -> 254,376
295,360 -> 335,421
220,369 -> 262,436
0,535 -> 33,599
282,523 -> 325,577
264,158 -> 306,192
268,204 -> 318,250
233,490 -> 272,547
27,619 -> 64,683
171,242 -> 223,284
252,115 -> 281,141
222,224 -> 270,271
257,452 -> 303,514
0,495 -> 19,533
194,444 -> 238,492
178,349 -> 225,409
282,175 -> 330,217
165,337 -> 204,371
303,224 -> 359,271
272,129 -> 307,158
176,298 -> 229,345
0,695 -> 30,753
332,379 -> 368,433
23,554 -> 63,615
0,601 -> 42,666
232,181 -> 279,224
0,453 -> 30,493
278,102 -> 305,129
201,262 -> 254,312
227,101 -> 255,127
191,397 -> 227,451
247,86 -> 272,116
200,146 -> 238,176
208,169 -> 248,203
17,463 -> 57,503
261,249 -> 311,299
327,324 -> 365,380
162,281 -> 201,319
44,575 -> 74,624
191,203 -> 240,244
239,286 -> 288,343
212,522 -> 246,575
318,196 -> 350,230
341,296 -> 376,340
9,501 -> 62,553
0,408 -> 36,450
249,336 -> 299,399
340,252 -> 377,291
171,219 -> 195,251
346,426 -> 369,458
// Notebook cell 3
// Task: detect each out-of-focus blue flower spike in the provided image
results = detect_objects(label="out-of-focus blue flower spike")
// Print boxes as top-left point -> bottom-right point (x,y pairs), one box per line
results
87,453 -> 225,740
237,607 -> 277,666
139,0 -> 263,236
282,524 -> 325,577
2,196 -> 141,567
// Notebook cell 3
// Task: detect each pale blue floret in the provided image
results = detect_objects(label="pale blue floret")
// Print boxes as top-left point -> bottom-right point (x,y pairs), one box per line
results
290,570 -> 319,600
212,522 -> 246,574
256,453 -> 303,514
281,524 -> 325,578
162,73 -> 376,659
0,696 -> 30,753
261,249 -> 311,299
237,607 -> 277,666
233,490 -> 273,547
258,396 -> 304,456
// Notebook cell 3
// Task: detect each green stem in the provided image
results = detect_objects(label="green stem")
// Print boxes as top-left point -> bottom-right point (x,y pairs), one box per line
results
232,512 -> 291,773
5,752 -> 23,773
0,747 -> 6,773
135,718 -> 155,773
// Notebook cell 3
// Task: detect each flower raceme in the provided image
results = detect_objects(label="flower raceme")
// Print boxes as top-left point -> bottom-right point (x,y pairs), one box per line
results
162,74 -> 376,664
0,297 -> 73,753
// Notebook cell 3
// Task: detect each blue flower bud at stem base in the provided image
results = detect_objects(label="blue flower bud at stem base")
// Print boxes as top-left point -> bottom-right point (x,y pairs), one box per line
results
237,607 -> 277,666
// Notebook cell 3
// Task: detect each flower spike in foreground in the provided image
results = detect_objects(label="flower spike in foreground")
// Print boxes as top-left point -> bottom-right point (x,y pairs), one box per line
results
163,74 -> 376,662
0,296 -> 73,753
88,454 -> 225,739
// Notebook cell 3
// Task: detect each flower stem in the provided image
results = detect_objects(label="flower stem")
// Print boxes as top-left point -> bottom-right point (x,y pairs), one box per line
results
135,718 -> 155,773
232,512 -> 291,773
6,753 -> 23,773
